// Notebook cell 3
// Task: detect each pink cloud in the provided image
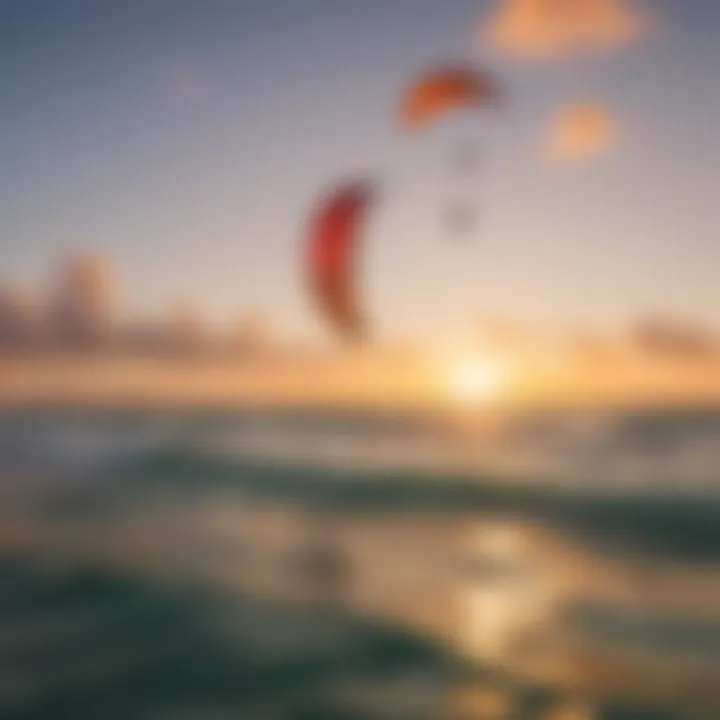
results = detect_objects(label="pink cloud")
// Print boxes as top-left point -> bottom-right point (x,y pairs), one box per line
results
544,102 -> 616,165
483,0 -> 646,59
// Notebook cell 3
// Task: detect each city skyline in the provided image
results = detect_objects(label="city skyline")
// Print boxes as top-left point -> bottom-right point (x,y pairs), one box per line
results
0,251 -> 275,355
2,248 -> 720,361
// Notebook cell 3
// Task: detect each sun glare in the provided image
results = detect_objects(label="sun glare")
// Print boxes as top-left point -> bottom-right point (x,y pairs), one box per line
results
449,358 -> 506,404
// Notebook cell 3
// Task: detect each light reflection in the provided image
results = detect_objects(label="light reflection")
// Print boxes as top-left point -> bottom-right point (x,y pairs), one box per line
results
0,413 -> 719,717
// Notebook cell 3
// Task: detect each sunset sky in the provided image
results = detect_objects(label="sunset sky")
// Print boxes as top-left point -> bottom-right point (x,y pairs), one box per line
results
1,0 -> 718,346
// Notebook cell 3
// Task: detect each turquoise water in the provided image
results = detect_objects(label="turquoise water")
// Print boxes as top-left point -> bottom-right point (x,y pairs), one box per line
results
0,408 -> 718,718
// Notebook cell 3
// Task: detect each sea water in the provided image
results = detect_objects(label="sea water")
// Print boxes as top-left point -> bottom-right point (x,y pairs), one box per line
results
0,407 -> 718,719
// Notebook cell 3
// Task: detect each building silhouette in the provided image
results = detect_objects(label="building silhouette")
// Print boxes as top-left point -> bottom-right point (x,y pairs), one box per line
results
166,300 -> 209,355
49,254 -> 117,350
0,285 -> 40,350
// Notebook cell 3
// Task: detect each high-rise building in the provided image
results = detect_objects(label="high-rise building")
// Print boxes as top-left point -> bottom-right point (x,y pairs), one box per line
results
50,253 -> 117,349
166,300 -> 209,354
0,284 -> 39,349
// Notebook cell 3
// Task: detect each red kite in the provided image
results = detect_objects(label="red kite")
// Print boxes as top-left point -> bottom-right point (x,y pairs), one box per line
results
306,181 -> 373,341
400,65 -> 499,131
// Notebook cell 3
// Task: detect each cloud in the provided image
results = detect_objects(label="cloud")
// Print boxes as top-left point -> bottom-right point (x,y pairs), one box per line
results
483,0 -> 645,59
629,317 -> 720,362
544,103 -> 615,164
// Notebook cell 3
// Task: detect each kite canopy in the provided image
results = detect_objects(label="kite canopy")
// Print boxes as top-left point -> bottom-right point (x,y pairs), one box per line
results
306,181 -> 373,342
400,65 -> 499,131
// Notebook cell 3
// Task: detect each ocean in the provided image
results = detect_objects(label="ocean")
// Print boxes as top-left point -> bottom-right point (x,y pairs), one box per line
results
0,407 -> 718,719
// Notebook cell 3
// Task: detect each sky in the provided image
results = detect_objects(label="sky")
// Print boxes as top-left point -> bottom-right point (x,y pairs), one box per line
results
0,0 -> 718,346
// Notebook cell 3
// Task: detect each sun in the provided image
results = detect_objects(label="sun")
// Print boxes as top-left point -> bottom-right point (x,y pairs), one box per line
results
449,358 -> 507,404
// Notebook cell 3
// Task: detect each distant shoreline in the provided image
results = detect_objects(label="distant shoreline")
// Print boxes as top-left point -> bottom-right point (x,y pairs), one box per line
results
1,356 -> 720,413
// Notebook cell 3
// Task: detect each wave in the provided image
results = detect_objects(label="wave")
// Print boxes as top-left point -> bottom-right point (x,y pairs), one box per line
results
2,407 -> 720,494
